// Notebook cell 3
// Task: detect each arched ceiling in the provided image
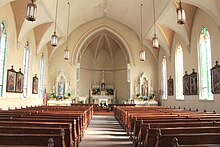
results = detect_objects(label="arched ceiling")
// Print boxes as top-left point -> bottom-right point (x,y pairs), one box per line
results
1,0 -> 220,60
86,31 -> 124,61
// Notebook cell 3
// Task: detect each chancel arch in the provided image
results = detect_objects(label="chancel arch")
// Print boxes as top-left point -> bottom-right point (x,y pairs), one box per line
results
73,24 -> 133,104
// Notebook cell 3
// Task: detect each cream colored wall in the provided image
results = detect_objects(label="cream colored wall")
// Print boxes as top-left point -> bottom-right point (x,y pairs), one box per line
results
160,8 -> 220,113
79,44 -> 128,101
80,48 -> 94,97
0,4 -> 48,110
113,48 -> 127,103
49,17 -> 158,103
48,43 -> 75,97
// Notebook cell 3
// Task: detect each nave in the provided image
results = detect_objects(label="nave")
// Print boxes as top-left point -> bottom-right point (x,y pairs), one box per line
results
80,115 -> 134,147
1,104 -> 220,146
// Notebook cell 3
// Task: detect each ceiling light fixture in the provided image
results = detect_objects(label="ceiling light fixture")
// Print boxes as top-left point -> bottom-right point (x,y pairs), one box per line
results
64,2 -> 71,60
51,0 -> 59,47
139,4 -> 145,61
26,0 -> 37,22
152,0 -> 159,49
177,0 -> 186,25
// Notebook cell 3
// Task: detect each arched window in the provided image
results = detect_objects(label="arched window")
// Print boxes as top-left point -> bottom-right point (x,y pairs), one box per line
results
199,27 -> 213,100
162,56 -> 167,99
0,21 -> 6,97
39,53 -> 44,98
23,42 -> 30,98
175,45 -> 184,100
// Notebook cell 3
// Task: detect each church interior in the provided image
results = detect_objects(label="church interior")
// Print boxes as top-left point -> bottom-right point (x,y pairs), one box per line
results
0,0 -> 220,146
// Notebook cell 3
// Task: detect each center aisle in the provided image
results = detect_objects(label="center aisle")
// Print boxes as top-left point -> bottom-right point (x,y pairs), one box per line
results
79,115 -> 135,147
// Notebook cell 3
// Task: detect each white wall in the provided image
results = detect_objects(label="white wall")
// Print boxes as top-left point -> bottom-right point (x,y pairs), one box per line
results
0,4 -> 48,110
160,8 -> 220,113
49,17 -> 158,103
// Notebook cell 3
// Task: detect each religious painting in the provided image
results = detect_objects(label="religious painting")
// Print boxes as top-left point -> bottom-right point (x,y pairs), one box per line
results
183,71 -> 190,95
15,68 -> 24,93
32,74 -> 38,94
167,76 -> 174,96
101,82 -> 105,91
6,66 -> 16,92
190,69 -> 198,95
211,61 -> 220,94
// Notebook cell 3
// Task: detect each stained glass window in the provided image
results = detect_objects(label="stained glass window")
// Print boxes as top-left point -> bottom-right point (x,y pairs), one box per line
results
199,27 -> 213,100
39,53 -> 44,98
162,56 -> 167,99
0,22 -> 6,97
175,45 -> 184,100
23,42 -> 30,98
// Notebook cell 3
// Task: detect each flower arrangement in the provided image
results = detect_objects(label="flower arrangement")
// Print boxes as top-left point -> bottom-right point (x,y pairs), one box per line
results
106,88 -> 114,95
148,94 -> 155,100
50,92 -> 57,99
92,88 -> 100,95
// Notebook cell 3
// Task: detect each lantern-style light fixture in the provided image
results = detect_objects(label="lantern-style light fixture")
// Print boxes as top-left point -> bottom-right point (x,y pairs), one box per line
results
64,2 -> 71,60
26,0 -> 37,22
152,0 -> 159,49
177,0 -> 186,25
51,0 -> 59,47
139,4 -> 145,61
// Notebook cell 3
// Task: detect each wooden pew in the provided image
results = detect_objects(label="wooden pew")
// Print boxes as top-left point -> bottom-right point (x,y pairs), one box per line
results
154,131 -> 220,147
0,130 -> 66,147
143,126 -> 220,147
133,118 -> 220,143
172,137 -> 220,147
114,106 -> 220,147
0,125 -> 73,147
0,105 -> 93,147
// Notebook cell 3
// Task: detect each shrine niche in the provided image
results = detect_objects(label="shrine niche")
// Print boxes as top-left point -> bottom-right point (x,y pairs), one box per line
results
140,73 -> 149,97
51,72 -> 71,99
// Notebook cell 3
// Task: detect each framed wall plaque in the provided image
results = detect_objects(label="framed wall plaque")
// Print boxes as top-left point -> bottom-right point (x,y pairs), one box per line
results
190,69 -> 198,95
32,74 -> 38,94
167,76 -> 174,96
183,71 -> 190,95
15,68 -> 24,93
6,65 -> 16,92
211,61 -> 220,94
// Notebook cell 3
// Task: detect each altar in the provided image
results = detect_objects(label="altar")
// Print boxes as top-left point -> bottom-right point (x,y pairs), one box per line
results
92,94 -> 114,106
89,71 -> 116,106
47,100 -> 72,106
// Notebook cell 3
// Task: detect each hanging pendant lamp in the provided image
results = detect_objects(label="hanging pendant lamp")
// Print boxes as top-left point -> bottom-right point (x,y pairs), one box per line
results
26,0 -> 37,22
51,0 -> 59,47
139,4 -> 145,61
64,2 -> 71,60
152,0 -> 159,49
177,0 -> 186,25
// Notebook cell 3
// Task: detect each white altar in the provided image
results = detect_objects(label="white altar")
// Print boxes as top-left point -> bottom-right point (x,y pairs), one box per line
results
89,71 -> 116,105
92,95 -> 114,106
47,100 -> 72,106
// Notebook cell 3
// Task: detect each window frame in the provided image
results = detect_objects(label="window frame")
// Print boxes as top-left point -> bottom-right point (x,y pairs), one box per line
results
198,27 -> 213,100
175,44 -> 184,100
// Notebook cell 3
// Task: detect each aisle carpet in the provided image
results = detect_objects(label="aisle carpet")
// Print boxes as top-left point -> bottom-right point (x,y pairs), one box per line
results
79,115 -> 134,147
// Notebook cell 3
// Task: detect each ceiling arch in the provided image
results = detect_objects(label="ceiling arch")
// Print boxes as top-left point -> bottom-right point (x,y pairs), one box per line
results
0,0 -> 219,60
71,23 -> 135,66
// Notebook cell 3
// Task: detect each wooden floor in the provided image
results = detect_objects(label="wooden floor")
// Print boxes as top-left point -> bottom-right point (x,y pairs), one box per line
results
79,115 -> 134,147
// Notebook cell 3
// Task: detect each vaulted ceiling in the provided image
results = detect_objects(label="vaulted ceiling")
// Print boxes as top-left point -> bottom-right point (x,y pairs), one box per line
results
1,0 -> 220,60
